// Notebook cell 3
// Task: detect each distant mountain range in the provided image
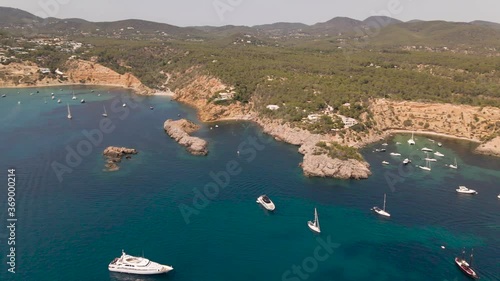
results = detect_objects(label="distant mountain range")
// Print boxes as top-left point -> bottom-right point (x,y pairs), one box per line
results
1,6 -> 500,46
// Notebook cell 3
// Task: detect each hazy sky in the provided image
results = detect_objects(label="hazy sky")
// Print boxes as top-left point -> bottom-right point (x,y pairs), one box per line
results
2,0 -> 500,26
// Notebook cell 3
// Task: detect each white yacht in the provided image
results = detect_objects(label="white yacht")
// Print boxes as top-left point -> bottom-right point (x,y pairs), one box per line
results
72,92 -> 77,100
382,143 -> 388,146
51,96 -> 55,100
108,250 -> 173,275
382,161 -> 390,165
456,186 -> 478,195
256,195 -> 275,211
434,151 -> 445,157
421,147 -> 433,152
403,158 -> 411,165
448,158 -> 458,169
372,194 -> 391,217
497,194 -> 500,199
408,132 -> 415,145
80,99 -> 85,103
123,103 -> 127,107
424,157 -> 437,162
307,208 -> 320,233
437,142 -> 442,147
390,152 -> 401,156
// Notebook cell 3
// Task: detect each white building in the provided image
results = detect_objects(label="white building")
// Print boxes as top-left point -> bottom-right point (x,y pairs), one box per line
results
39,68 -> 51,74
338,115 -> 358,128
266,105 -> 280,111
307,114 -> 322,121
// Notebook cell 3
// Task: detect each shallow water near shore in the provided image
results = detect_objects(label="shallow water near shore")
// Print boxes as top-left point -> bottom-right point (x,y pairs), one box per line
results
0,86 -> 499,281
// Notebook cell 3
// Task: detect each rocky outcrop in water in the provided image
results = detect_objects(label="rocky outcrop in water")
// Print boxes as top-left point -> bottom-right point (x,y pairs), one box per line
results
103,146 -> 138,171
257,118 -> 371,179
164,119 -> 208,156
300,154 -> 371,179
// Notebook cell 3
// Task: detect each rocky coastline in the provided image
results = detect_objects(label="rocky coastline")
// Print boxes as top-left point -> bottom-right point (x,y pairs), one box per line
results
164,119 -> 208,156
474,136 -> 500,157
255,117 -> 372,179
102,146 -> 138,171
0,59 -> 153,95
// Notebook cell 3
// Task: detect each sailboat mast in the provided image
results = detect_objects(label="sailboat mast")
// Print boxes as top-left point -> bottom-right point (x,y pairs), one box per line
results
315,208 -> 319,228
470,249 -> 474,266
383,194 -> 386,211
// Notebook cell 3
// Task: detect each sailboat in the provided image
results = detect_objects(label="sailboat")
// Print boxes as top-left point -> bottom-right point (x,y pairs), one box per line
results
448,158 -> 458,169
408,132 -> 415,145
102,105 -> 108,117
455,248 -> 479,279
72,91 -> 77,100
307,208 -> 321,233
418,158 -> 431,171
372,194 -> 391,217
67,104 -> 72,119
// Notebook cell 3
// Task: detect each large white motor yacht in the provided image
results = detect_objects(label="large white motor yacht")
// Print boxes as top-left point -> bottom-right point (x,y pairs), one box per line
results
108,250 -> 173,275
456,186 -> 478,195
256,195 -> 276,211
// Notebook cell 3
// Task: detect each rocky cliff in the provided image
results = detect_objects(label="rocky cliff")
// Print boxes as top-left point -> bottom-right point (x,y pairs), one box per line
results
474,136 -> 500,157
164,119 -> 208,156
65,59 -> 152,94
173,74 -> 253,122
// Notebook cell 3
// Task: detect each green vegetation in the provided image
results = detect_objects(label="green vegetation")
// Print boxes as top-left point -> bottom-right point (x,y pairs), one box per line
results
3,11 -> 500,128
315,141 -> 364,161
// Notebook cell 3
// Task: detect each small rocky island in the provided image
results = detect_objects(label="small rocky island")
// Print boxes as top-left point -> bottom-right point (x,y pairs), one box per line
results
164,119 -> 208,156
103,146 -> 138,171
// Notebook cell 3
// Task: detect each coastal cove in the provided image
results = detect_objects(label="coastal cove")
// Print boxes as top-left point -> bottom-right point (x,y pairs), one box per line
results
0,86 -> 499,281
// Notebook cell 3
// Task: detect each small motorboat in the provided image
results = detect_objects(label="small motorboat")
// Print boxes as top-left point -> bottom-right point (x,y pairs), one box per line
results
123,103 -> 127,107
382,143 -> 388,146
438,142 -> 442,147
150,106 -> 154,110
1,94 -> 6,97
57,99 -> 61,103
456,186 -> 477,195
421,147 -> 433,152
256,195 -> 275,211
390,152 -> 401,156
395,142 -> 401,145
51,96 -> 55,100
80,99 -> 85,103
424,157 -> 437,162
382,161 -> 390,165
497,194 -> 500,199
434,151 -> 445,157
403,158 -> 411,165
375,148 -> 386,152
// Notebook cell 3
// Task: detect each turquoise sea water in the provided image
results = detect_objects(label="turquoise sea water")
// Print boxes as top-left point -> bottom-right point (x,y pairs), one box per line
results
0,86 -> 499,281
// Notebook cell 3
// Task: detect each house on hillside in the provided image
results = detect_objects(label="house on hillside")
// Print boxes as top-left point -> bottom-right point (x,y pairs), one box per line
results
39,68 -> 51,74
338,114 -> 358,128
